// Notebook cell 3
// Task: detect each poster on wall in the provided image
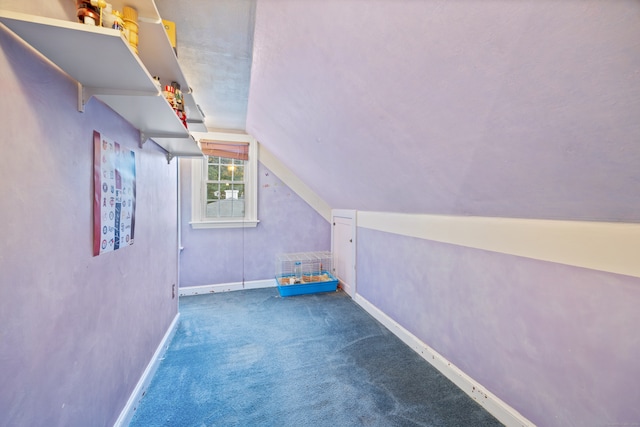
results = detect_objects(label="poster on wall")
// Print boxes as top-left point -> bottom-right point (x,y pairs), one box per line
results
93,130 -> 136,256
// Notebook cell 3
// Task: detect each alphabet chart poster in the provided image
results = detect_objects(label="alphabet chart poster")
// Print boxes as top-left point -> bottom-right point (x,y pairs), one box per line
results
93,130 -> 136,256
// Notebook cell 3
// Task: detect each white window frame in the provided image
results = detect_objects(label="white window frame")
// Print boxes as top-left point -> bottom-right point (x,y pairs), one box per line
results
190,133 -> 259,229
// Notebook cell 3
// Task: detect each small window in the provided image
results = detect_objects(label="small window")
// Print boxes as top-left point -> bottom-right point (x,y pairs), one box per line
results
205,156 -> 246,218
191,134 -> 258,229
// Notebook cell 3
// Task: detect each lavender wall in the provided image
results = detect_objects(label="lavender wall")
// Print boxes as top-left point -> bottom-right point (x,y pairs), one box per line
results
246,1 -> 640,425
247,0 -> 640,221
0,27 -> 178,426
179,159 -> 330,287
357,228 -> 640,427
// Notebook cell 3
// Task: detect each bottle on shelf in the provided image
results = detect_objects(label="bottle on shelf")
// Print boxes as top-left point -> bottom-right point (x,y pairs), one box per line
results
166,82 -> 189,129
111,10 -> 124,32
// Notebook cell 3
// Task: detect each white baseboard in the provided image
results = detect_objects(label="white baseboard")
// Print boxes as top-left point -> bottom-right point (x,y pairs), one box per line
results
353,294 -> 535,427
113,313 -> 180,427
178,279 -> 276,296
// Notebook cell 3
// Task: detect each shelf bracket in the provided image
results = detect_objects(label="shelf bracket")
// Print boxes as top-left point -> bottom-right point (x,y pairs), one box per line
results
166,152 -> 175,164
78,86 -> 157,113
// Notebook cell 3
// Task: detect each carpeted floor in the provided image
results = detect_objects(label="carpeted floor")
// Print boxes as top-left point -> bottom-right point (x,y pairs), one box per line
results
128,288 -> 503,426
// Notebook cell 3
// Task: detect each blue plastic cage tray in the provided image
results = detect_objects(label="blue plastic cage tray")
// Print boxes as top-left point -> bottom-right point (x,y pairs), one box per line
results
275,271 -> 339,297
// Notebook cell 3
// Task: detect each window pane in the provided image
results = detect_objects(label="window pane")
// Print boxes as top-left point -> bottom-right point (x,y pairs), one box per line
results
220,164 -> 233,181
229,184 -> 244,217
201,156 -> 249,220
208,164 -> 219,181
206,182 -> 220,218
230,199 -> 245,217
206,200 -> 219,217
212,196 -> 243,217
232,183 -> 245,199
234,165 -> 244,181
206,183 -> 220,201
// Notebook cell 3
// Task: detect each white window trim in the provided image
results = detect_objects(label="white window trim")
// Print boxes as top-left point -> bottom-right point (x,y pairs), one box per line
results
190,133 -> 259,229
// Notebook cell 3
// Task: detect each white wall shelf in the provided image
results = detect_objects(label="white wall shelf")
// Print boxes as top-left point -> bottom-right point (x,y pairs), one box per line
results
0,8 -> 205,160
184,92 -> 207,131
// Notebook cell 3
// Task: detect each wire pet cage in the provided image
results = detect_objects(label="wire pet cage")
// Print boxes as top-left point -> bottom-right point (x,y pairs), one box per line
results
275,251 -> 338,296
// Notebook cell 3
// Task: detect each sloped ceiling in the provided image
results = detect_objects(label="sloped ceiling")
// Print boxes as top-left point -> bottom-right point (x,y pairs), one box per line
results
155,0 -> 256,131
245,1 -> 640,222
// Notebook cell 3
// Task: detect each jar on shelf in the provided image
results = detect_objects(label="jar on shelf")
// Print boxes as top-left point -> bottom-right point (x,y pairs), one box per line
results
111,10 -> 124,32
101,3 -> 116,28
163,85 -> 176,109
76,1 -> 100,25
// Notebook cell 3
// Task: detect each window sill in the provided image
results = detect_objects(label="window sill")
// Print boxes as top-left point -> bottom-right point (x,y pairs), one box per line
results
190,219 -> 260,229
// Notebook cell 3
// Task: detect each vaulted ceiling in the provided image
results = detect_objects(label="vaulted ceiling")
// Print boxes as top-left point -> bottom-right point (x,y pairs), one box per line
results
159,0 -> 640,222
155,0 -> 256,131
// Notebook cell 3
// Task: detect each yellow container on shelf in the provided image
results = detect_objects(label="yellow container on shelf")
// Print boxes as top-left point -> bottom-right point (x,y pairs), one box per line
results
122,6 -> 138,21
123,22 -> 138,52
121,6 -> 139,53
162,19 -> 177,55
127,29 -> 138,46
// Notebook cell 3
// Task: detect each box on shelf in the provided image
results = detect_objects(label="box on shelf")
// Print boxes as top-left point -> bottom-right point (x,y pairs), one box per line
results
275,251 -> 338,297
162,19 -> 177,56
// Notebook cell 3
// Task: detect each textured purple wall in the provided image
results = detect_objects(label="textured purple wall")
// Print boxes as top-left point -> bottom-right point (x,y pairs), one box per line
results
357,227 -> 640,427
246,2 -> 640,424
247,0 -> 640,221
179,160 -> 330,287
0,28 -> 178,426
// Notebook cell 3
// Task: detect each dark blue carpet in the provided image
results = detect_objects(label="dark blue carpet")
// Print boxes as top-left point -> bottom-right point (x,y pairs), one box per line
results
129,288 -> 502,426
